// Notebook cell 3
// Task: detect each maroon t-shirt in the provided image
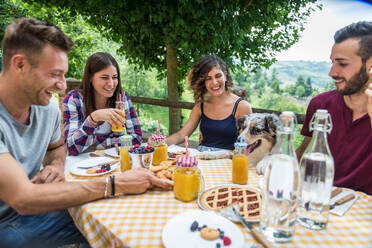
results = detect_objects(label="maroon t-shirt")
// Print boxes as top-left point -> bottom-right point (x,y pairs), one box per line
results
301,90 -> 372,195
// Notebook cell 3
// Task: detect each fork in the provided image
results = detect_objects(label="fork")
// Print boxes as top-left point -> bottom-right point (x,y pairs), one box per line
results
77,160 -> 119,169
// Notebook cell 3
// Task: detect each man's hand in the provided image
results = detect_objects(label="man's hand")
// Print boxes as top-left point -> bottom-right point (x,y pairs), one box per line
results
365,82 -> 372,126
116,167 -> 172,195
31,162 -> 65,184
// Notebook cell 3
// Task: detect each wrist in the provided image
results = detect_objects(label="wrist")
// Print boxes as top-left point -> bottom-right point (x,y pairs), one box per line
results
89,113 -> 98,127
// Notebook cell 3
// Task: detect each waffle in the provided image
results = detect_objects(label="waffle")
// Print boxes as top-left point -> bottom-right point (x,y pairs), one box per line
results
199,185 -> 261,221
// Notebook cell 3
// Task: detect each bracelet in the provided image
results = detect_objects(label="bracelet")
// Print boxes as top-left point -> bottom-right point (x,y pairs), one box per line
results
110,175 -> 115,197
89,114 -> 98,126
104,177 -> 109,198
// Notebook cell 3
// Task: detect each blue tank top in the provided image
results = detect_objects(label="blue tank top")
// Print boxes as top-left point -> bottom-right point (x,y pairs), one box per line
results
199,98 -> 243,150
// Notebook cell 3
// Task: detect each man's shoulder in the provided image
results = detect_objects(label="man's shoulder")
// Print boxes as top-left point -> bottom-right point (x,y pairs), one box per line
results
33,101 -> 60,117
310,90 -> 341,105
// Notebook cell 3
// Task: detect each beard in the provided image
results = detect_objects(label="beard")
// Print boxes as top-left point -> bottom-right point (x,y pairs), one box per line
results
336,64 -> 369,95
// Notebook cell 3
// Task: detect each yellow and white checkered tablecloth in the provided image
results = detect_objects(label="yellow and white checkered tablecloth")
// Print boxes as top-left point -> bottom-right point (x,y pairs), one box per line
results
66,159 -> 372,248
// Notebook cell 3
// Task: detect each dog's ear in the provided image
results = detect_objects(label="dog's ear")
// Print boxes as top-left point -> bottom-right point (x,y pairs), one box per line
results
236,115 -> 248,134
265,114 -> 280,136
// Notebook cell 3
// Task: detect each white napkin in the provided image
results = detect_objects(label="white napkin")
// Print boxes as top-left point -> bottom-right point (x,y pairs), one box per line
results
329,189 -> 358,216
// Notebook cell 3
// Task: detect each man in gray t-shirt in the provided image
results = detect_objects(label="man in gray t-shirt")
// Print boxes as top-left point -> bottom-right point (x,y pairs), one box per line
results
0,18 -> 171,247
0,101 -> 61,226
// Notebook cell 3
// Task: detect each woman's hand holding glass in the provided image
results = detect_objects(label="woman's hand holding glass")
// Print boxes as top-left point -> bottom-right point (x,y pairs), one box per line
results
90,108 -> 125,130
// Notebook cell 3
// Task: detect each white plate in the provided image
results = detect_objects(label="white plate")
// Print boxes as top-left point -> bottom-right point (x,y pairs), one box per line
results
70,163 -> 118,177
104,147 -> 120,158
168,145 -> 199,157
73,157 -> 116,169
162,210 -> 244,248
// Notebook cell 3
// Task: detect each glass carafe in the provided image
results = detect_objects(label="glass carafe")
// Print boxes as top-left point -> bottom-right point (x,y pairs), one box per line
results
298,109 -> 334,230
260,111 -> 300,243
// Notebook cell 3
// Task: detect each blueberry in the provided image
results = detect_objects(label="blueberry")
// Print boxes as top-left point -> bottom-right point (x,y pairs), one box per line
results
201,224 -> 207,229
216,243 -> 221,248
190,220 -> 198,232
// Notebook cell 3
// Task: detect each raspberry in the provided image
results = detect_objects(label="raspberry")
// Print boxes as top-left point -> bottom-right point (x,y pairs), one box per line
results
129,149 -> 134,153
134,144 -> 140,148
223,236 -> 231,246
146,146 -> 150,149
96,169 -> 102,173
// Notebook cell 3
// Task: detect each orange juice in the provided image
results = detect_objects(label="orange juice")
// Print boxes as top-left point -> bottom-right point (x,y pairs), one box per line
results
173,168 -> 201,202
111,111 -> 125,132
232,154 -> 249,184
120,147 -> 131,172
152,144 -> 168,165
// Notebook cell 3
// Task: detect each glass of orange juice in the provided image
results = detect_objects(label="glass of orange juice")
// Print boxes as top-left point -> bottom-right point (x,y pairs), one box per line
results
112,101 -> 125,132
149,134 -> 168,165
120,135 -> 132,172
173,156 -> 204,202
232,142 -> 249,184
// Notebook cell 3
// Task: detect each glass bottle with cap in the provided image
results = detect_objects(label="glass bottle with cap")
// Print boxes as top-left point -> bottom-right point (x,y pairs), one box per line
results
232,142 -> 249,185
173,155 -> 204,202
120,135 -> 132,172
260,111 -> 300,243
298,109 -> 334,230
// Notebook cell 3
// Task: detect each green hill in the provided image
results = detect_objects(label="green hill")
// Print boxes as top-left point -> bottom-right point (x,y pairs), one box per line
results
269,60 -> 332,88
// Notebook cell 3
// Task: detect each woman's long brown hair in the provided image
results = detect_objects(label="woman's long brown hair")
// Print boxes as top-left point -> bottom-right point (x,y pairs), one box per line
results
80,52 -> 122,116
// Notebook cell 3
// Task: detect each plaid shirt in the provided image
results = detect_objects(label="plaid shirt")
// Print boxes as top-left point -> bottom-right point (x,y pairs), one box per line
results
62,90 -> 142,155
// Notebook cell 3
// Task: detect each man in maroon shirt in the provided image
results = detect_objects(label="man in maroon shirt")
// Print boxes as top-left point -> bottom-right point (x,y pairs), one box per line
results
296,21 -> 372,195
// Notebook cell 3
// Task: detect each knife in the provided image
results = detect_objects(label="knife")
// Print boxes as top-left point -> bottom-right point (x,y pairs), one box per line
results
231,205 -> 275,248
114,144 -> 120,156
330,193 -> 355,210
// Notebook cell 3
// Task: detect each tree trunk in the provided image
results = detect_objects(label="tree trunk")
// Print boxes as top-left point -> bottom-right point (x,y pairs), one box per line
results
166,44 -> 181,135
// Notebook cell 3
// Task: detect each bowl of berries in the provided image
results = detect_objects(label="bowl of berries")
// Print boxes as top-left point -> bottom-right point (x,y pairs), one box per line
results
128,144 -> 155,169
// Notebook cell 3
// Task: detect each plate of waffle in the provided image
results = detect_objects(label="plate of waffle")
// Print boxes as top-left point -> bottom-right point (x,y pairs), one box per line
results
198,184 -> 261,222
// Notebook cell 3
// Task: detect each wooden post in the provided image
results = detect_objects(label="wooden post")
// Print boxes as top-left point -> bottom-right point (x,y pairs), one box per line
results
166,44 -> 182,135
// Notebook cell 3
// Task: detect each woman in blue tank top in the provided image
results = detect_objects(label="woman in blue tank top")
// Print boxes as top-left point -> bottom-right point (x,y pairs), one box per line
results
166,55 -> 252,151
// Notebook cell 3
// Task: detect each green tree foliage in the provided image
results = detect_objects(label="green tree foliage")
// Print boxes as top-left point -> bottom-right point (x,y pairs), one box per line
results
324,80 -> 336,91
270,69 -> 281,94
26,0 -> 320,77
23,0 -> 319,134
304,77 -> 313,96
0,0 -> 121,79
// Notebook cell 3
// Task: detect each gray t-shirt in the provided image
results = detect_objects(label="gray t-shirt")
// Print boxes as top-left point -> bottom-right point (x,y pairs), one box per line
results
0,101 -> 61,228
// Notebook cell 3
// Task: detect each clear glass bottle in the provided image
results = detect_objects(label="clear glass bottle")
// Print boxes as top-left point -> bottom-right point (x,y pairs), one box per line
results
298,109 -> 334,230
260,111 -> 300,243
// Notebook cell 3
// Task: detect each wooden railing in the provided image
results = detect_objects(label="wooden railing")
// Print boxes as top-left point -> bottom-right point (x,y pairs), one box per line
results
63,78 -> 305,124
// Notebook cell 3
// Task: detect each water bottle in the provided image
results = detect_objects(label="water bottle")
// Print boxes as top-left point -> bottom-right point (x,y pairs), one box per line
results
260,111 -> 300,243
298,109 -> 334,230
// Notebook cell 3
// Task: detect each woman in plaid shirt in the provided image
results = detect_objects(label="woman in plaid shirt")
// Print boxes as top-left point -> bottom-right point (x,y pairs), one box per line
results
62,52 -> 142,155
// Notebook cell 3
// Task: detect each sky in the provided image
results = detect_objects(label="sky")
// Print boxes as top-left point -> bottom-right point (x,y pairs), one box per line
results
276,0 -> 372,62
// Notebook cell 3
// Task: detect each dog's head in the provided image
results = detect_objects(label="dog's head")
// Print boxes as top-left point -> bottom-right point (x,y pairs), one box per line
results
236,113 -> 279,165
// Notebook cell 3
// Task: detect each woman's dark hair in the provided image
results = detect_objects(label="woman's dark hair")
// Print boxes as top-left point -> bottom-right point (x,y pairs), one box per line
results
80,52 -> 122,116
188,55 -> 233,102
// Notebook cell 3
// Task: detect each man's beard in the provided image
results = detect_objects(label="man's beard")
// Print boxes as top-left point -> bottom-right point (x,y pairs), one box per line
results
336,64 -> 369,95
